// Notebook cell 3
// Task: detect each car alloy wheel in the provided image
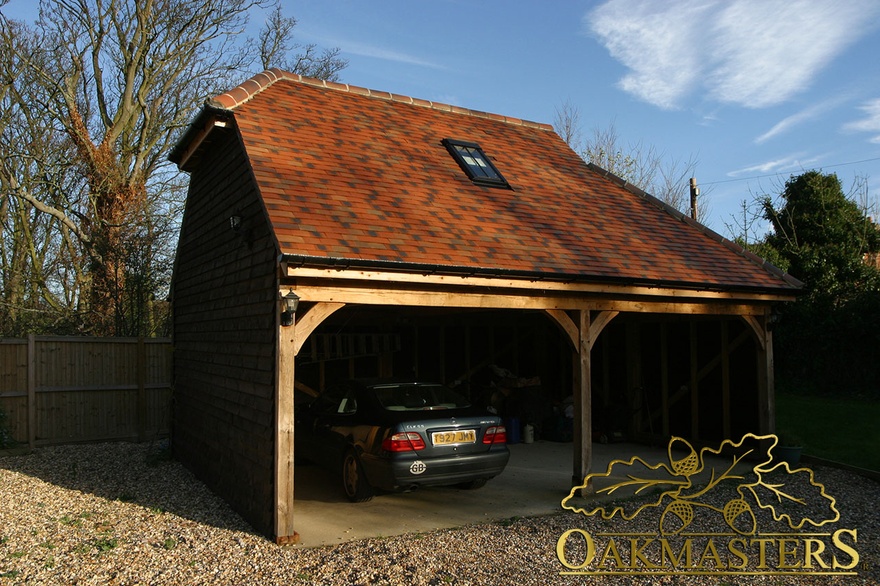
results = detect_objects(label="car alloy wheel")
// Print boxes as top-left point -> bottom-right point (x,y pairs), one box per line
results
342,449 -> 374,502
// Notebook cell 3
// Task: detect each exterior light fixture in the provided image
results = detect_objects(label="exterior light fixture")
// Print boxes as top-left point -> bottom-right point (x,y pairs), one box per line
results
280,289 -> 300,327
767,307 -> 782,331
229,215 -> 242,232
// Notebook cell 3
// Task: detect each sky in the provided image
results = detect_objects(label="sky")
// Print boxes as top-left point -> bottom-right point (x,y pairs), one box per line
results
4,0 -> 880,236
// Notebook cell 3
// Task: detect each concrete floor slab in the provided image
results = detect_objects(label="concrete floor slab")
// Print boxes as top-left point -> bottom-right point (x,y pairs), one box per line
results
291,440 -> 676,547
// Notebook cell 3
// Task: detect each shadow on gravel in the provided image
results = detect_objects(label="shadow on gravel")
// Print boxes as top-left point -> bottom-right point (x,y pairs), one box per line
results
0,441 -> 258,535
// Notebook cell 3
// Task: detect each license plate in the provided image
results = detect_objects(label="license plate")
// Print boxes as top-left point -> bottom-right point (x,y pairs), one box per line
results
432,429 -> 476,445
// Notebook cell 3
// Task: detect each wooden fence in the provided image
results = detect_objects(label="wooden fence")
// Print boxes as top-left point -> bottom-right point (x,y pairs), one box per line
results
0,336 -> 172,447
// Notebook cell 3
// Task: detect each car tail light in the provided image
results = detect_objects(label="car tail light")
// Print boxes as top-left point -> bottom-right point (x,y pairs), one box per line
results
382,432 -> 426,452
483,425 -> 507,445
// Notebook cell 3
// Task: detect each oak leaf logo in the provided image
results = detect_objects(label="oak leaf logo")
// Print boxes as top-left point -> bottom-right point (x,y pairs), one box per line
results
561,433 -> 839,535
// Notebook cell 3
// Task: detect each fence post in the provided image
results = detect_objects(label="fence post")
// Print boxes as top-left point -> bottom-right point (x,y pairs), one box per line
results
27,334 -> 36,449
137,337 -> 146,442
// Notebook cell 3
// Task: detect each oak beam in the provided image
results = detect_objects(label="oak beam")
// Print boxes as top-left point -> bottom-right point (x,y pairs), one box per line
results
546,309 -> 619,353
292,301 -> 345,355
292,283 -> 770,316
545,309 -> 578,349
741,315 -> 766,350
591,311 -> 619,343
287,266 -> 794,304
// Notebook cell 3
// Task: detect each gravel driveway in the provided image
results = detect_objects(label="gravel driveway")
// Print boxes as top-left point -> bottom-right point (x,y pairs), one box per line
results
1,442 -> 878,585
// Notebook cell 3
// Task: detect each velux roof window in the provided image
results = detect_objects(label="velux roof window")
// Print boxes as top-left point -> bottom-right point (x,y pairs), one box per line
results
443,138 -> 509,188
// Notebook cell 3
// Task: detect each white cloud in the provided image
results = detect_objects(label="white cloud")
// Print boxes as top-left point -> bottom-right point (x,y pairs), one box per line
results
341,40 -> 447,70
728,152 -> 823,176
755,98 -> 846,144
587,0 -> 880,110
843,99 -> 880,143
587,0 -> 711,109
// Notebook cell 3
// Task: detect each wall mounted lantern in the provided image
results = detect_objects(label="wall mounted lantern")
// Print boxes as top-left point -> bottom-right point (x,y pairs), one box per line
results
229,213 -> 253,247
280,289 -> 300,327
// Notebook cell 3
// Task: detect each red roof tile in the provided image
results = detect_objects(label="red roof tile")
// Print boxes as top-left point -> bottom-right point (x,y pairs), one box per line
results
201,70 -> 800,293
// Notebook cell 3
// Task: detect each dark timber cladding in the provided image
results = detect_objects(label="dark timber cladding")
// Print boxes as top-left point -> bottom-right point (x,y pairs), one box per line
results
171,126 -> 280,534
169,69 -> 802,543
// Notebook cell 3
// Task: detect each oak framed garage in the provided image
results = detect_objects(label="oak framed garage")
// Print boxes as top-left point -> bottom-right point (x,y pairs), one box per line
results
169,70 -> 800,543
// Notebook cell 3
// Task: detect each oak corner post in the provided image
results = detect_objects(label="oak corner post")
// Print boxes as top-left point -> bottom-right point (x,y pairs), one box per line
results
275,318 -> 298,544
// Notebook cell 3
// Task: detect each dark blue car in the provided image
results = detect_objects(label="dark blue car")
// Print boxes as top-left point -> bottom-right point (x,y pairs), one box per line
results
295,379 -> 510,502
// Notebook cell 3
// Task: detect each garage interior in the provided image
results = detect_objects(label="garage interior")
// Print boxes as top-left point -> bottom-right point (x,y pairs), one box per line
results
295,306 -> 762,449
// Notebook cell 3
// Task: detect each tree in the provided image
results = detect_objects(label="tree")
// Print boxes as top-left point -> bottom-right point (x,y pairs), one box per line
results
553,99 -> 584,154
761,171 -> 880,305
0,0 -> 346,336
553,105 -> 706,221
754,171 -> 880,395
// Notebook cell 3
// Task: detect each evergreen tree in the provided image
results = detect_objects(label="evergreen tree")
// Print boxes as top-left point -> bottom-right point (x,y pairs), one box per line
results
762,171 -> 880,307
758,171 -> 880,395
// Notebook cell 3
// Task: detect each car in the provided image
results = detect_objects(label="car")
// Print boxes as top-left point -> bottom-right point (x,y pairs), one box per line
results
295,379 -> 510,502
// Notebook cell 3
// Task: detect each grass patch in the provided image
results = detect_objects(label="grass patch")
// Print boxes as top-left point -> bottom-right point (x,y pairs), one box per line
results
776,391 -> 880,471
73,544 -> 91,555
59,515 -> 82,527
93,537 -> 118,553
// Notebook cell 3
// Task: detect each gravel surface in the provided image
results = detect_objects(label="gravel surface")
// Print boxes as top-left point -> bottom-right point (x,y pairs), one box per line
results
1,442 -> 878,585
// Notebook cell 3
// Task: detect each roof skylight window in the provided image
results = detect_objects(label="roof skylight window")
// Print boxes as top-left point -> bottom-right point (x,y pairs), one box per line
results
443,138 -> 509,188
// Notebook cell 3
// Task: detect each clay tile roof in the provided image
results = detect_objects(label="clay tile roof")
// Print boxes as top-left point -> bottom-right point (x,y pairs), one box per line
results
192,70 -> 801,294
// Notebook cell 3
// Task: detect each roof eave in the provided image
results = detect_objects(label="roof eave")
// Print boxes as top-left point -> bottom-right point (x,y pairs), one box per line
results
168,103 -> 234,172
279,253 -> 802,298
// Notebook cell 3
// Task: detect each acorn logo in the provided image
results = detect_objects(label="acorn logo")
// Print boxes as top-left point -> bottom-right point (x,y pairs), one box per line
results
556,434 -> 858,577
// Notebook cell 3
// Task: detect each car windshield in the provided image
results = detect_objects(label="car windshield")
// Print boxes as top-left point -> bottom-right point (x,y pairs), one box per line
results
372,383 -> 471,411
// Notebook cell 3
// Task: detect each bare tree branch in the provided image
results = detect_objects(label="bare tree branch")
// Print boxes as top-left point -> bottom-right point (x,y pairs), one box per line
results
0,0 -> 347,335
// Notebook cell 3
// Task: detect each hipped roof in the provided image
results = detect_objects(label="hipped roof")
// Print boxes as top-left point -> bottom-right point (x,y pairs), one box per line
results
171,69 -> 801,295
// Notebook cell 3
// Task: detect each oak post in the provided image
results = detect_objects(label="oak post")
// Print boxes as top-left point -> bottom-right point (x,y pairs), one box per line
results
275,313 -> 298,544
757,316 -> 775,435
572,310 -> 593,494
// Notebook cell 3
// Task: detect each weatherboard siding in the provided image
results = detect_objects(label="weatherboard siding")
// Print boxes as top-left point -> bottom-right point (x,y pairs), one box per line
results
171,126 -> 279,536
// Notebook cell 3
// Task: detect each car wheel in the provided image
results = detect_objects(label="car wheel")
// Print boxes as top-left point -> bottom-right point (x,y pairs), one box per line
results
457,478 -> 488,490
342,450 -> 373,502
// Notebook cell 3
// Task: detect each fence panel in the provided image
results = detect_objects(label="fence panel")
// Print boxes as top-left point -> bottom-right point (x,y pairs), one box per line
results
0,336 -> 172,447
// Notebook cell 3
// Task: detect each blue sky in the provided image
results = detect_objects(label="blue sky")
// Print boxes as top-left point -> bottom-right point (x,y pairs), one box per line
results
5,0 -> 880,236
